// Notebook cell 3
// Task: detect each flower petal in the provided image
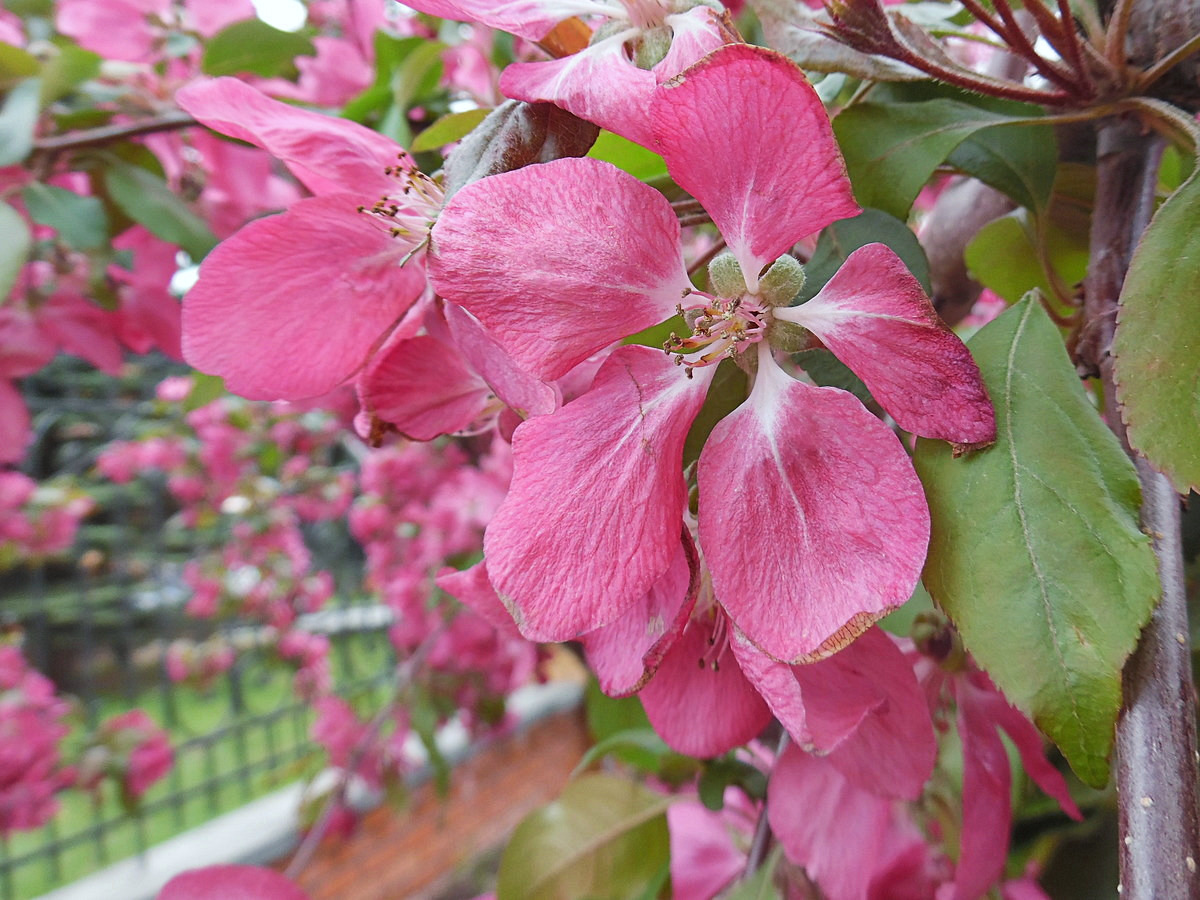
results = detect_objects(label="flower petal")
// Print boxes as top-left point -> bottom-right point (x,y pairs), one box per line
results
177,78 -> 401,197
639,611 -> 772,758
733,626 -> 935,799
698,351 -> 929,662
436,561 -> 522,638
396,0 -> 599,40
795,628 -> 935,799
581,529 -> 698,696
443,303 -> 559,419
484,346 -> 710,640
769,746 -> 932,900
430,156 -> 689,381
501,31 -> 657,147
777,243 -> 996,444
651,44 -> 859,286
360,334 -> 490,440
183,195 -> 424,400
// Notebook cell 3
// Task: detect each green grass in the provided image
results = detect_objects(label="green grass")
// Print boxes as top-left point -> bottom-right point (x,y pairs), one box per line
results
2,629 -> 395,900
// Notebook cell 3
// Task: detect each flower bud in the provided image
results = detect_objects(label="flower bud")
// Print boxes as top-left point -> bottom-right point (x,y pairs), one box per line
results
708,253 -> 746,298
634,26 -> 673,69
766,320 -> 810,353
759,255 -> 806,307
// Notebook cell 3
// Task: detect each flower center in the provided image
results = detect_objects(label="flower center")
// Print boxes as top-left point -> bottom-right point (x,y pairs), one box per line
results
664,288 -> 767,375
358,157 -> 445,264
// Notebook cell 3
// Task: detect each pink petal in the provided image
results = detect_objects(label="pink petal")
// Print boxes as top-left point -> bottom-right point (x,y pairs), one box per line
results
971,673 -> 1081,820
698,352 -> 929,663
639,610 -> 772,757
796,628 -> 935,800
360,333 -> 490,440
950,693 -> 1014,900
0,381 -> 30,465
183,195 -> 423,400
41,294 -> 123,375
157,864 -> 310,900
777,243 -> 996,444
436,562 -> 522,638
443,304 -> 559,418
733,627 -> 935,800
176,78 -> 401,197
429,156 -> 689,381
657,7 -> 737,83
483,346 -> 710,640
768,745 -> 894,900
501,33 -> 658,147
667,800 -> 744,900
728,636 -> 821,748
651,44 -> 859,286
581,531 -> 698,696
396,0 -> 587,40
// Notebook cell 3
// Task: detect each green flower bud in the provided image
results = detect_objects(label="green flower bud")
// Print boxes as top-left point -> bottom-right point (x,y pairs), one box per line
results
766,320 -> 810,353
708,253 -> 746,298
634,25 -> 672,69
759,255 -> 806,307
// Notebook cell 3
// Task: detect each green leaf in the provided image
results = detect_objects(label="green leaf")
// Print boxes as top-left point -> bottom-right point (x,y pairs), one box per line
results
588,130 -> 668,182
103,160 -> 217,260
572,727 -> 673,777
963,212 -> 1089,304
945,120 -> 1057,216
585,677 -> 651,740
201,19 -> 316,78
799,207 -> 932,301
182,374 -> 227,412
833,99 -> 1043,219
410,107 -> 490,152
0,43 -> 39,90
1112,168 -> 1200,493
0,77 -> 40,166
913,295 -> 1159,787
39,40 -> 101,104
22,182 -> 109,250
0,201 -> 30,299
496,773 -> 673,900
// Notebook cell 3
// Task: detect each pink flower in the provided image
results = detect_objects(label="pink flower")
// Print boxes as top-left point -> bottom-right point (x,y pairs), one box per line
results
176,78 -> 436,401
96,709 -> 174,799
914,628 -> 1081,900
430,44 -> 994,663
399,0 -> 737,147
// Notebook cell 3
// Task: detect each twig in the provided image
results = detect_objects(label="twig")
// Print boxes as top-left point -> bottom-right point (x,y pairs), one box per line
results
1135,31 -> 1200,92
32,110 -> 198,155
743,730 -> 789,881
686,238 -> 728,279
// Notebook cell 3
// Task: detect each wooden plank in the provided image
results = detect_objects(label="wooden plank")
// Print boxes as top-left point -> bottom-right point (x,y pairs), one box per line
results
283,709 -> 591,900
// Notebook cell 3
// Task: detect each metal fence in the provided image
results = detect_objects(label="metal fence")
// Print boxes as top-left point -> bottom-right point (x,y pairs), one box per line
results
2,356 -> 393,900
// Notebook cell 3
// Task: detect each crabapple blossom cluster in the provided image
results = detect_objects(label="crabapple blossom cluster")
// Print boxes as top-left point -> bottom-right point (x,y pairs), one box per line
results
76,709 -> 174,806
8,0 -> 1172,893
0,644 -> 73,836
0,643 -> 173,833
0,471 -> 93,569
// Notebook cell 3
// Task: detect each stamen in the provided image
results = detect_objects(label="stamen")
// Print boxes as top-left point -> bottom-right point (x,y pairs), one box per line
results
663,289 -> 768,372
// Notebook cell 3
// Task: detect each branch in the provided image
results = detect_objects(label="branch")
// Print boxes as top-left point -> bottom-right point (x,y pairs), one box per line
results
1080,114 -> 1200,900
32,111 -> 198,155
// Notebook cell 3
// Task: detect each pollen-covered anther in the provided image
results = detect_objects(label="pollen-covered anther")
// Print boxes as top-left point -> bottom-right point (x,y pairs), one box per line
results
663,291 -> 766,371
357,163 -> 445,255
